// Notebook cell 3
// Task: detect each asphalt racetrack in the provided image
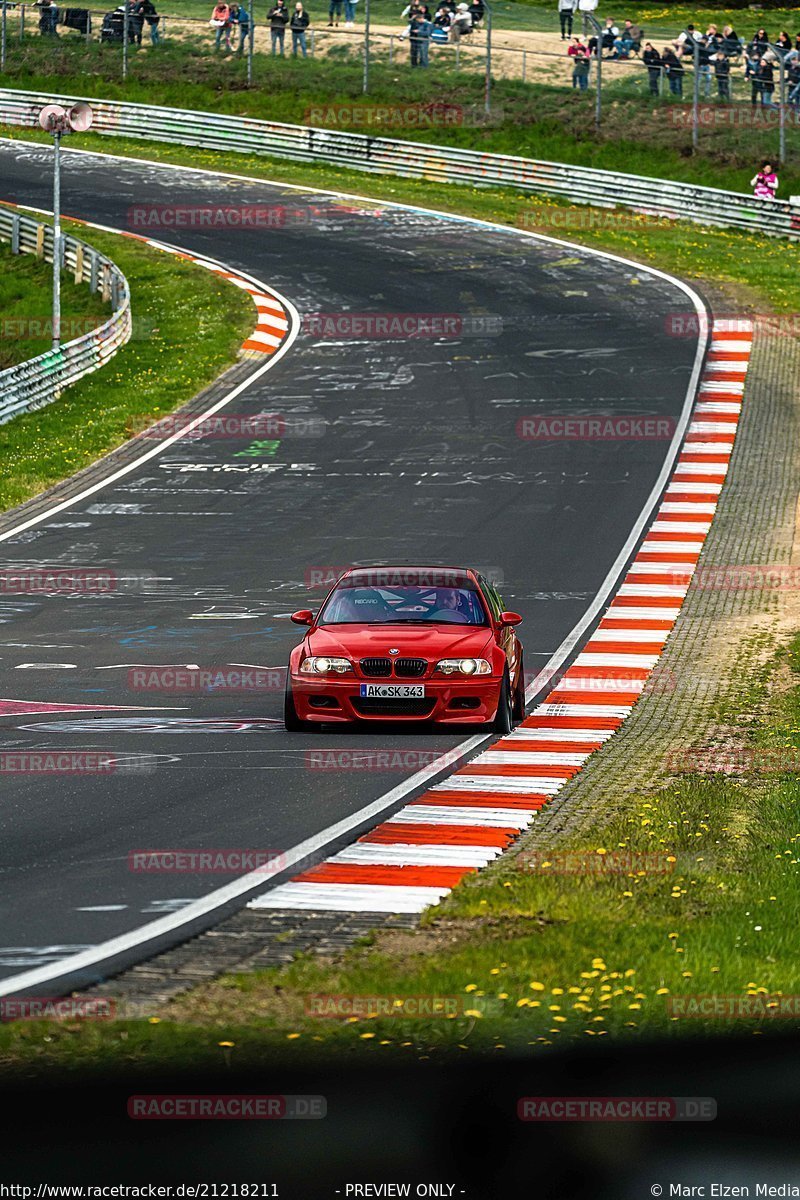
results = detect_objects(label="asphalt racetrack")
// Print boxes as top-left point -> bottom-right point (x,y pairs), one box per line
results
0,141 -> 705,989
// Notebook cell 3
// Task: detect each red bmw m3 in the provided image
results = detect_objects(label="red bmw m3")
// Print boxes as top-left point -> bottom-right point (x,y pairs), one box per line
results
284,566 -> 525,731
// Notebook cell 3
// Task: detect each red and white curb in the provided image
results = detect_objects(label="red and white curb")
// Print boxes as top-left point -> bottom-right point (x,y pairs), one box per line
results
123,233 -> 291,356
250,318 -> 753,915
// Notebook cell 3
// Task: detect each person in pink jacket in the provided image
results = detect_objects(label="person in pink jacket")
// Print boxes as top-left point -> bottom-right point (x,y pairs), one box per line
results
751,161 -> 778,199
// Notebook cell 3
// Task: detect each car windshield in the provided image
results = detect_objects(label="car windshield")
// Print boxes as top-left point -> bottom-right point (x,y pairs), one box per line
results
319,582 -> 489,626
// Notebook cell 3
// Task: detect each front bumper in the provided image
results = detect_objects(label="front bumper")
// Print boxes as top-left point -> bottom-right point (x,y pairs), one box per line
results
290,673 -> 502,723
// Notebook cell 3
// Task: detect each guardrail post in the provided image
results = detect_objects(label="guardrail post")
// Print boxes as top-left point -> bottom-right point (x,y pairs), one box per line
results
692,37 -> 699,150
246,0 -> 253,84
10,211 -> 19,253
310,26 -> 314,54
583,10 -> 601,129
85,10 -> 91,43
522,47 -> 526,82
122,0 -> 129,79
455,39 -> 459,68
2,0 -> 8,72
775,44 -> 786,165
35,222 -> 44,258
74,242 -> 84,283
101,262 -> 112,302
362,0 -> 369,93
483,0 -> 492,115
388,31 -> 392,63
89,250 -> 99,293
19,3 -> 24,40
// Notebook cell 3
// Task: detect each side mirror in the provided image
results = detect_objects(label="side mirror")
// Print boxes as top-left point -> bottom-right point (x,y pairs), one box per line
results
499,611 -> 523,628
290,609 -> 314,626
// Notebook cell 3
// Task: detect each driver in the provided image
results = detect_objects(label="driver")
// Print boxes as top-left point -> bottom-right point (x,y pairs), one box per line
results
429,587 -> 469,623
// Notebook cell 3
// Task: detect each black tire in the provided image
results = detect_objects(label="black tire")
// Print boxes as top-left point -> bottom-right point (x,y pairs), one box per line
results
512,652 -> 526,721
492,670 -> 514,735
284,677 -> 307,731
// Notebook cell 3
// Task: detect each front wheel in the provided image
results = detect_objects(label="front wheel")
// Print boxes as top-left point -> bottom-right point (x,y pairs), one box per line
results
512,652 -> 526,721
492,671 -> 514,736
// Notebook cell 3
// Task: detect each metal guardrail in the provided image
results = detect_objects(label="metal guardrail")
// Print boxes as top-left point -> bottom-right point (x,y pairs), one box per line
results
1,87 -> 799,241
0,201 -> 131,424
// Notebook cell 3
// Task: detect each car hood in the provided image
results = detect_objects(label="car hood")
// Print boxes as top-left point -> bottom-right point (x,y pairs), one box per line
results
307,625 -> 494,660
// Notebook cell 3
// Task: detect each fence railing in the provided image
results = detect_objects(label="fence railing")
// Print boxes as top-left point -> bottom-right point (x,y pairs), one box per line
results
1,87 -> 799,240
0,201 -> 132,424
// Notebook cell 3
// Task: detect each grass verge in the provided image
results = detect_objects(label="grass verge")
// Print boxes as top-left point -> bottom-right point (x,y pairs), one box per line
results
0,240 -> 111,370
0,221 -> 254,512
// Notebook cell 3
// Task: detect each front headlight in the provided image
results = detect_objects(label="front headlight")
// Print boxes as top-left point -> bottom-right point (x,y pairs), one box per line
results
435,658 -> 492,676
299,656 -> 353,675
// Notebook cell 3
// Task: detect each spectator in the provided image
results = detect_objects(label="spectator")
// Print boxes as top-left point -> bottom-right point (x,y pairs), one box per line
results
127,0 -> 145,42
268,0 -> 288,52
755,55 -> 776,107
36,0 -> 59,34
788,55 -> 800,105
231,1 -> 249,53
707,28 -> 723,56
722,25 -> 741,57
450,2 -> 471,40
662,46 -> 683,95
642,42 -> 661,95
697,33 -> 712,97
600,17 -> 618,54
467,0 -> 482,25
571,45 -> 590,89
611,19 -> 641,58
743,40 -> 761,81
290,0 -> 308,51
567,34 -> 585,57
751,27 -> 769,48
751,160 -> 778,199
328,0 -> 341,25
675,22 -> 695,56
407,10 -> 432,64
776,30 -> 792,54
343,0 -> 357,25
209,1 -> 232,49
714,51 -> 730,100
135,0 -> 160,43
432,3 -> 450,32
558,0 -> 575,41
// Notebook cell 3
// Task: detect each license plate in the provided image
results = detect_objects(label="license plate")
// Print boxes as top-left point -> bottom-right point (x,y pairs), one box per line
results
359,684 -> 425,699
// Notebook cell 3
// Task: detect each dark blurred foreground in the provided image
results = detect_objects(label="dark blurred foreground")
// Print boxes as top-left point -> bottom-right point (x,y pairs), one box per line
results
3,1034 -> 799,1195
